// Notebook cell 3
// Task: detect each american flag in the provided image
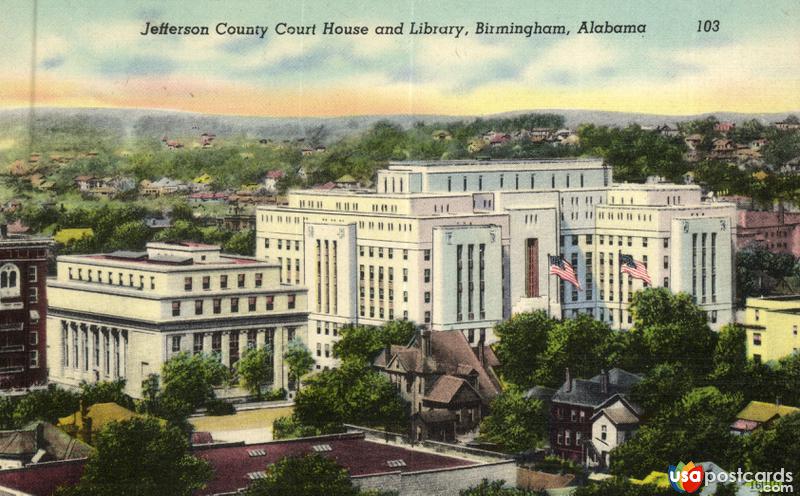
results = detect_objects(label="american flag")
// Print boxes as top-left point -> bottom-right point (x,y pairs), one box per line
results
620,254 -> 652,285
549,255 -> 581,289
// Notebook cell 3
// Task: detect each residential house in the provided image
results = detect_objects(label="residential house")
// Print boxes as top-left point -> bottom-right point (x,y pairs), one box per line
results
588,396 -> 642,469
0,422 -> 91,470
192,173 -> 214,192
264,170 -> 285,193
730,400 -> 800,436
714,121 -> 736,134
373,330 -> 501,442
655,125 -> 680,138
139,177 -> 188,196
743,296 -> 800,363
546,368 -> 642,464
711,138 -> 736,158
775,119 -> 800,132
73,176 -> 103,192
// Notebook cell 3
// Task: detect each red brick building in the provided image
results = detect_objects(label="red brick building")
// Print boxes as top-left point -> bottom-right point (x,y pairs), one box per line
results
0,227 -> 52,389
736,210 -> 800,257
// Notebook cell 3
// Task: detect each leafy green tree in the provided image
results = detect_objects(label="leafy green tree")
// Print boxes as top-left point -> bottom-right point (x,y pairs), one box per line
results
492,312 -> 555,388
78,380 -> 135,410
106,220 -> 153,251
745,413 -> 800,491
293,359 -> 408,433
710,324 -> 748,393
245,453 -> 359,496
626,288 -> 717,376
154,219 -> 204,243
56,417 -> 211,496
161,352 -> 229,413
630,363 -> 694,417
460,479 -> 546,495
333,321 -> 416,363
533,314 -> 616,387
223,229 -> 255,256
572,477 -> 673,496
284,339 -> 315,390
139,373 -> 161,415
479,387 -> 547,453
13,385 -> 80,426
237,345 -> 274,400
611,387 -> 743,478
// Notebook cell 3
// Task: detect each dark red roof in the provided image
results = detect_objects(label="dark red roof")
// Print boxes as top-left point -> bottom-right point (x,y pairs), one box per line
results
194,433 -> 475,495
0,458 -> 86,496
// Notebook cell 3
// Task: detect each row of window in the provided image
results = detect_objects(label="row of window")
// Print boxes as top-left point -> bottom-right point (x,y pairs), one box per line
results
264,238 -> 300,251
560,234 -> 669,249
446,172 -> 589,192
172,293 -> 297,316
184,273 -> 262,291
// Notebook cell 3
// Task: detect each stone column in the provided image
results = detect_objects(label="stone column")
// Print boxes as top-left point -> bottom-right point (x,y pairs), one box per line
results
256,329 -> 266,349
120,330 -> 127,379
272,327 -> 286,390
238,330 -> 248,357
221,332 -> 231,368
203,333 -> 213,354
69,322 -> 77,370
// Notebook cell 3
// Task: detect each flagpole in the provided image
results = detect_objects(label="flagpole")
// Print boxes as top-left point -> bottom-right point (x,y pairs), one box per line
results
618,250 -> 623,332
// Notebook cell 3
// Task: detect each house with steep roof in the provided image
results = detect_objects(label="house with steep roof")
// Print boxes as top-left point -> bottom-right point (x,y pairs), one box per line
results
0,422 -> 91,470
373,330 -> 501,442
730,400 -> 800,435
588,396 -> 642,469
542,368 -> 642,464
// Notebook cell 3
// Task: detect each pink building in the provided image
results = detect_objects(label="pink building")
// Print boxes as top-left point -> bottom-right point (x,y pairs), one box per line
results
736,210 -> 800,256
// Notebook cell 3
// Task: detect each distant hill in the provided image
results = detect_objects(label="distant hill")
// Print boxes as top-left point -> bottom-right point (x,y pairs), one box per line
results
0,107 -> 797,144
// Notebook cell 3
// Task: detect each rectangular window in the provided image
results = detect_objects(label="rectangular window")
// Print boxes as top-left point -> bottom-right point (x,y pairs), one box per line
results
424,249 -> 431,261
171,336 -> 181,353
202,276 -> 210,290
238,274 -> 246,288
266,295 -> 274,311
28,287 -> 37,303
193,334 -> 203,354
220,275 -> 228,289
255,273 -> 263,287
172,301 -> 181,317
288,294 -> 296,309
212,333 -> 221,355
195,300 -> 203,315
424,269 -> 430,283
185,277 -> 193,291
753,333 -> 762,346
29,350 -> 38,368
248,297 -> 256,311
28,266 -> 37,282
230,297 -> 239,313
213,299 -> 221,314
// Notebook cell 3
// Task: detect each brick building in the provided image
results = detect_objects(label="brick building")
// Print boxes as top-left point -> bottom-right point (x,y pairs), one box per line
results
0,227 -> 52,389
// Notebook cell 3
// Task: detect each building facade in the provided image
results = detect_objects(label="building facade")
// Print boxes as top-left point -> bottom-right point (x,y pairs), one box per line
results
46,242 -> 307,398
736,210 -> 800,257
255,158 -> 737,369
0,230 -> 52,389
743,296 -> 800,363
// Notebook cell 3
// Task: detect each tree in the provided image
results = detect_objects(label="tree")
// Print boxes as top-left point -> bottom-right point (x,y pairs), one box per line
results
139,373 -> 161,416
572,477 -> 673,496
79,379 -> 135,410
13,385 -> 80,426
479,387 -> 547,453
293,359 -> 408,432
745,413 -> 800,491
56,417 -> 211,496
284,339 -> 315,390
630,363 -> 694,417
492,312 -> 555,389
237,345 -> 274,400
223,229 -> 255,256
106,221 -> 153,251
460,479 -> 546,495
161,352 -> 229,414
710,324 -> 748,393
611,387 -> 743,478
333,321 -> 416,363
245,453 -> 358,496
626,288 -> 717,376
533,314 -> 616,387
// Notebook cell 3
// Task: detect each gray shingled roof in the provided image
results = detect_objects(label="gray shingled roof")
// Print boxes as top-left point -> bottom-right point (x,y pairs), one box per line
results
551,368 -> 642,408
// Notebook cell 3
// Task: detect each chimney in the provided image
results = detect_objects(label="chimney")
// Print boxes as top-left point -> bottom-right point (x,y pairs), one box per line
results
565,368 -> 572,393
477,331 -> 486,367
600,369 -> 609,395
421,330 -> 432,357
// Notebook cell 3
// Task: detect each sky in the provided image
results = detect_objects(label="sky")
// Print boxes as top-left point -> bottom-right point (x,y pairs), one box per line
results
0,0 -> 798,117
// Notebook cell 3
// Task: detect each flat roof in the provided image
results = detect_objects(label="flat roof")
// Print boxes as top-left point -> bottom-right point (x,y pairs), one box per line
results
386,157 -> 604,170
194,432 -> 478,495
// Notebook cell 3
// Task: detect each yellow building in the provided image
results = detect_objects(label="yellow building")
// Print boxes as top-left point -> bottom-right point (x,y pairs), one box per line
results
744,296 -> 800,363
